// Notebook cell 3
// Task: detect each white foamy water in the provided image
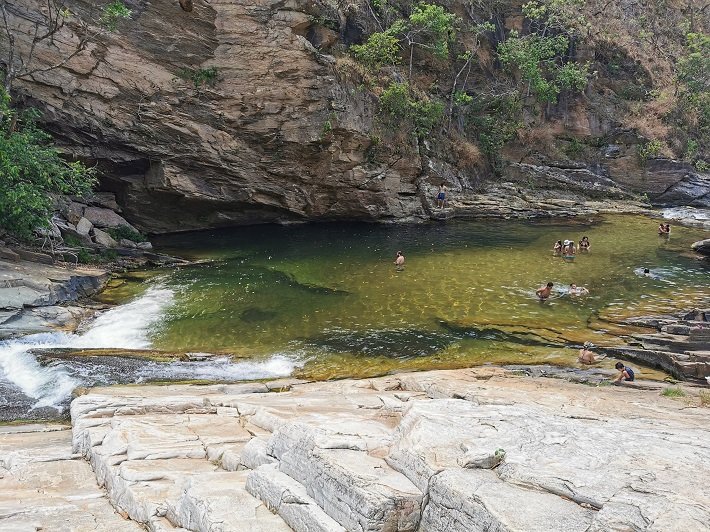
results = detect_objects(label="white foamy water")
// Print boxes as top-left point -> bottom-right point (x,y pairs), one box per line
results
0,285 -> 298,412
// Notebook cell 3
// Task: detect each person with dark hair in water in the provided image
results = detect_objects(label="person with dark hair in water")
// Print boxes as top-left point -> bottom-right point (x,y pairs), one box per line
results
536,282 -> 554,301
394,251 -> 405,270
613,362 -> 635,383
579,236 -> 591,252
553,240 -> 563,255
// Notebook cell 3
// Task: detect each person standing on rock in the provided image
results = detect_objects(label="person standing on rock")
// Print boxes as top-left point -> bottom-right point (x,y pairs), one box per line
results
613,362 -> 635,383
394,251 -> 405,270
436,183 -> 447,209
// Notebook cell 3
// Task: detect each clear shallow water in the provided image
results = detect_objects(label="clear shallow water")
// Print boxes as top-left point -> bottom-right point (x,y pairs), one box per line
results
145,214 -> 709,380
1,214 -> 707,416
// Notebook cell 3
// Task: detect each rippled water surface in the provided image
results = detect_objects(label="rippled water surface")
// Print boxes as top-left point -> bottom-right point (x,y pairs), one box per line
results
142,214 -> 709,380
2,214 -> 708,417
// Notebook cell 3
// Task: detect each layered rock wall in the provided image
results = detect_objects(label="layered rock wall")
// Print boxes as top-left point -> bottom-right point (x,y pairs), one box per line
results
2,0 -> 708,232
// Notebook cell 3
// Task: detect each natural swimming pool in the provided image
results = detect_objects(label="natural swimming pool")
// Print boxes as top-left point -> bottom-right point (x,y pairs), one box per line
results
134,214 -> 708,380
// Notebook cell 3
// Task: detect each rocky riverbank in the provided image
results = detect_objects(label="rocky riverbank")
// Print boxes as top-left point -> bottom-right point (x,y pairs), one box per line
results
0,258 -> 109,339
1,367 -> 708,531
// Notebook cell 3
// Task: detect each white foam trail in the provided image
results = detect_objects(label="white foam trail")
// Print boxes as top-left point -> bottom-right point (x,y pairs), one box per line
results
0,285 -> 175,410
134,355 -> 299,382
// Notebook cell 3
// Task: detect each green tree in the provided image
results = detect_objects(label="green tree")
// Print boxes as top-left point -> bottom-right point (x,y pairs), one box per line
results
390,3 -> 458,80
0,89 -> 95,238
497,0 -> 591,104
351,31 -> 401,70
379,81 -> 443,137
676,32 -> 709,156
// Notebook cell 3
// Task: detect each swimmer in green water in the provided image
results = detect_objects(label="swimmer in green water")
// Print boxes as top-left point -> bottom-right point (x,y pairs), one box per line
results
536,282 -> 554,301
394,251 -> 405,270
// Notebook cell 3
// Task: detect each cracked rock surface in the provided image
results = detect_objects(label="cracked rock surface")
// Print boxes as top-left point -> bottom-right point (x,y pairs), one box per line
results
3,368 -> 709,531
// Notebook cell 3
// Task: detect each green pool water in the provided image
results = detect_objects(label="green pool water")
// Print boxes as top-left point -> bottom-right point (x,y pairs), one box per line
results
114,214 -> 709,380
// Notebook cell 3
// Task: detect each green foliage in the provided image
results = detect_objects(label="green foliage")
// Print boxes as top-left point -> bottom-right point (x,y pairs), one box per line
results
178,67 -> 219,89
498,31 -> 590,103
695,159 -> 709,172
522,0 -> 588,35
498,0 -> 591,104
99,0 -> 131,31
676,33 -> 710,156
562,137 -> 583,158
468,93 -> 522,172
106,225 -> 147,243
379,82 -> 443,136
677,33 -> 709,96
661,386 -> 686,398
453,91 -> 473,105
407,3 -> 458,58
351,32 -> 401,70
76,247 -> 95,264
637,139 -> 663,161
412,98 -> 444,136
380,82 -> 412,118
0,90 -> 96,239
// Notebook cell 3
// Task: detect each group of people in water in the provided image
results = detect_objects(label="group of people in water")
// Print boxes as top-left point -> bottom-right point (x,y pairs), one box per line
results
388,223 -> 683,384
552,235 -> 590,258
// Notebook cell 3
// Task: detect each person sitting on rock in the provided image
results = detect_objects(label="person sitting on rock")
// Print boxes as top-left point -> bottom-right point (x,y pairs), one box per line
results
578,342 -> 605,365
613,361 -> 635,383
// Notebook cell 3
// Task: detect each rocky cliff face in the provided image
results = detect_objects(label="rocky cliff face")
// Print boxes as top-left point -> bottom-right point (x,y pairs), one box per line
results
2,0 -> 708,232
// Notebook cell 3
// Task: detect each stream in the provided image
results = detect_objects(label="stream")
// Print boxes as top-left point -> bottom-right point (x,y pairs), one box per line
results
1,213 -> 708,420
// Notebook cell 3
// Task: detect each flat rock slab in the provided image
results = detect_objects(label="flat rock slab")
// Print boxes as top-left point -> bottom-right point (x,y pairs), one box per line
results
0,424 -> 140,531
9,367 -> 707,531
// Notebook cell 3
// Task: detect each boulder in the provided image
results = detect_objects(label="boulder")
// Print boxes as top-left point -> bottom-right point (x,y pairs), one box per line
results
92,228 -> 118,249
16,249 -> 54,265
119,238 -> 137,248
82,206 -> 137,232
75,217 -> 93,236
136,241 -> 153,250
85,192 -> 122,212
0,247 -> 20,262
63,202 -> 85,225
691,238 -> 710,256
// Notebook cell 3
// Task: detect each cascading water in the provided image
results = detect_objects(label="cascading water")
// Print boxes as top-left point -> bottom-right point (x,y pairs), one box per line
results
0,285 -> 299,418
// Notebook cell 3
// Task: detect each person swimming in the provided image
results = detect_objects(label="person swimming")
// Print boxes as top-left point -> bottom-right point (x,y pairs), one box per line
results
553,240 -> 563,255
579,236 -> 590,252
569,283 -> 589,296
536,282 -> 554,301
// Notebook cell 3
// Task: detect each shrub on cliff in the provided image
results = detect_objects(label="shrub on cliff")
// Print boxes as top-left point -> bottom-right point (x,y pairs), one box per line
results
0,90 -> 95,239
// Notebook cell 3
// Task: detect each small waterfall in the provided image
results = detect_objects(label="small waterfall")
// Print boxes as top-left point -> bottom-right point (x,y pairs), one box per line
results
0,285 -> 298,414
